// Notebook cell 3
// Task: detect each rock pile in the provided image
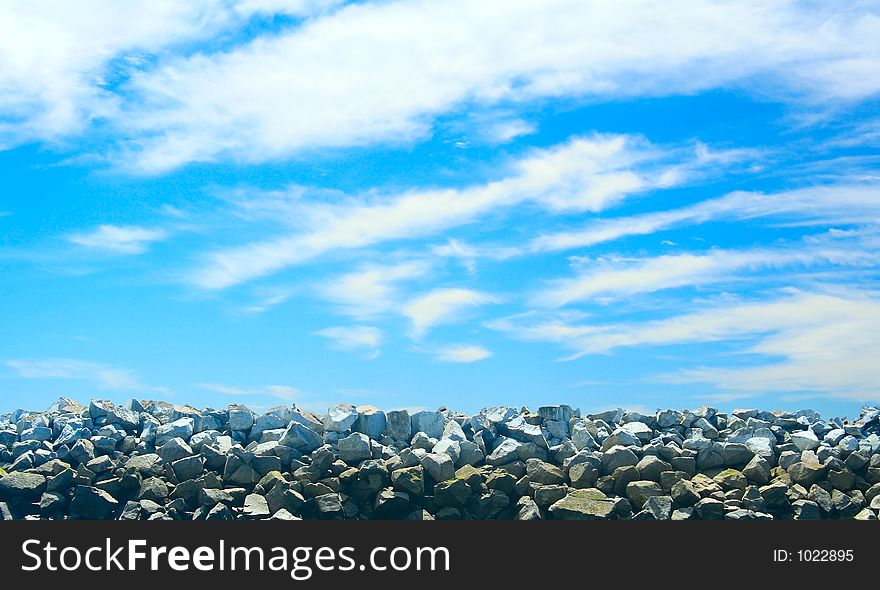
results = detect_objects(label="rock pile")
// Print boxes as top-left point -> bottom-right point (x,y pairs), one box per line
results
1,397 -> 879,520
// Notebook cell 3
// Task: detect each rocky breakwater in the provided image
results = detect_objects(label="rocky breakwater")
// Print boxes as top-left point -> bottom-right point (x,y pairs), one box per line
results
1,397 -> 879,521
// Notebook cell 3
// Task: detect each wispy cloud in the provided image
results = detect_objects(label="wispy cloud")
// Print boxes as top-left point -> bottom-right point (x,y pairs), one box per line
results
68,224 -> 167,254
315,325 -> 382,359
318,261 -> 429,319
5,357 -> 158,391
534,232 -> 880,307
433,344 -> 492,363
188,134 -> 719,289
403,288 -> 498,339
196,382 -> 302,401
112,1 -> 880,170
488,289 -> 880,401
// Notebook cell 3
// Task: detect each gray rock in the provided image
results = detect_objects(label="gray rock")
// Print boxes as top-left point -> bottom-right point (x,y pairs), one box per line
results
278,422 -> 323,453
227,405 -> 255,432
155,418 -> 194,447
353,406 -> 387,440
338,432 -> 372,464
410,411 -> 445,440
549,488 -> 616,520
386,410 -> 411,441
323,403 -> 358,433
420,452 -> 455,482
242,493 -> 271,519
70,486 -> 118,519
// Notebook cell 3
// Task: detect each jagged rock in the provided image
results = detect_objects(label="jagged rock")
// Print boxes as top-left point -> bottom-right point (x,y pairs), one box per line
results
70,486 -> 118,519
549,488 -> 616,520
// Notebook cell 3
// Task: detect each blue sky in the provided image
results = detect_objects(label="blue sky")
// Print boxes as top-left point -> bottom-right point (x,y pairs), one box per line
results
2,1 -> 880,419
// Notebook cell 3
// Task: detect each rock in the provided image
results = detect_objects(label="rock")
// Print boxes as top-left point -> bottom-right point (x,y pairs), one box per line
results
671,479 -> 700,507
788,460 -> 825,487
391,466 -> 425,496
601,445 -> 638,475
636,455 -> 671,482
410,411 -> 445,440
626,480 -> 662,509
486,438 -> 522,466
421,453 -> 455,482
714,469 -> 748,491
854,508 -> 877,520
790,429 -> 820,452
434,478 -> 471,507
353,407 -> 387,440
549,488 -> 616,520
70,486 -> 118,519
525,459 -> 565,485
516,496 -> 541,520
155,418 -> 194,447
0,471 -> 46,501
338,432 -> 372,464
228,405 -> 255,432
569,462 -> 599,489
386,410 -> 411,441
242,493 -> 271,519
694,497 -> 725,520
742,455 -> 771,485
323,403 -> 358,433
278,422 -> 323,453
641,495 -> 673,520
792,499 -> 821,520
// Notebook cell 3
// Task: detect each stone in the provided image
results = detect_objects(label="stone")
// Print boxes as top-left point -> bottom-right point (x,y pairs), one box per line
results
410,411 -> 446,440
792,499 -> 821,520
227,405 -> 255,432
279,422 -> 323,453
323,403 -> 359,433
242,493 -> 271,519
549,488 -> 616,520
434,478 -> 471,507
694,497 -> 725,520
642,495 -> 673,520
627,480 -> 663,509
601,445 -> 638,475
636,455 -> 672,482
421,452 -> 455,482
790,429 -> 820,452
353,407 -> 387,440
155,418 -> 194,447
0,471 -> 46,501
70,486 -> 119,519
486,438 -> 522,466
787,460 -> 825,487
569,462 -> 599,489
391,466 -> 425,496
742,455 -> 771,485
338,432 -> 372,464
386,410 -> 411,441
525,459 -> 565,485
671,479 -> 700,507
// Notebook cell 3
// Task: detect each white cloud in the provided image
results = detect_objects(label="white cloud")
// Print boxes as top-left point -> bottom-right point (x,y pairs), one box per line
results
189,134 -> 715,289
68,224 -> 167,254
197,382 -> 302,401
0,1 -> 239,147
459,182 -> 880,260
6,357 -> 150,390
403,288 -> 498,339
315,325 -> 382,358
535,235 -> 879,307
433,344 -> 492,363
488,290 -> 880,400
318,260 -> 429,318
115,0 -> 880,170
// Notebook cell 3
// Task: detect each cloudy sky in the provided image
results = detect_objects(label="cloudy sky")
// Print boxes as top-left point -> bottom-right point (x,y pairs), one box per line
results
1,0 -> 879,418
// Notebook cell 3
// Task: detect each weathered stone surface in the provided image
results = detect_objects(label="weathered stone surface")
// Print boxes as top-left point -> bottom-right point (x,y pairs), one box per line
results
549,488 -> 616,520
